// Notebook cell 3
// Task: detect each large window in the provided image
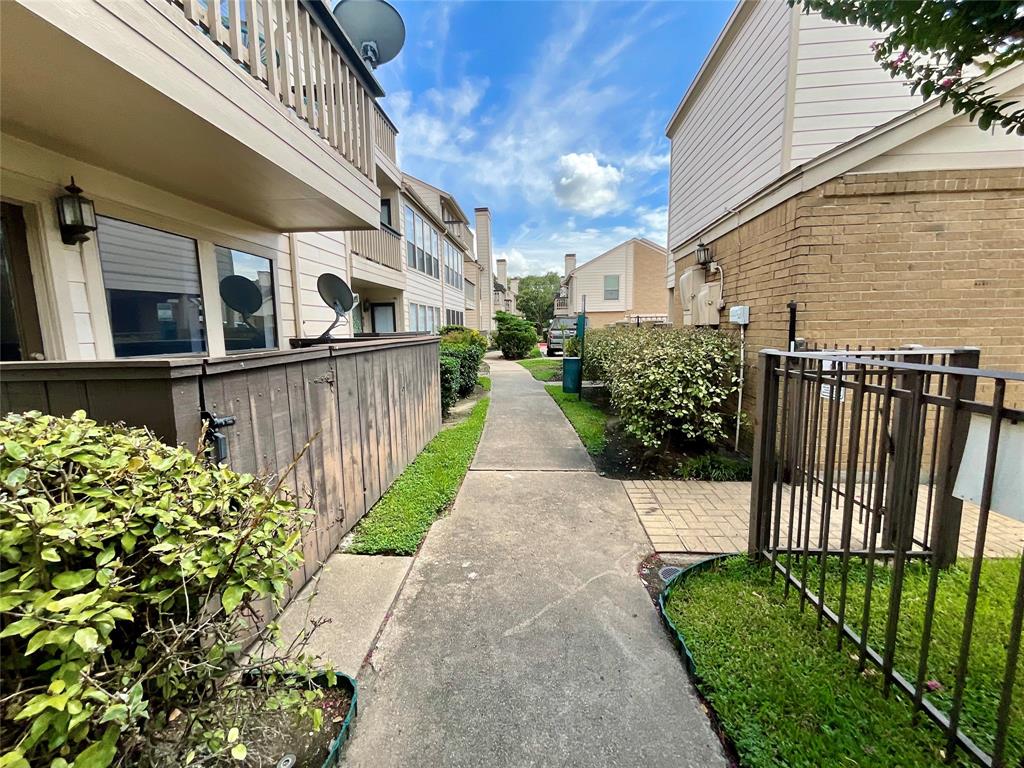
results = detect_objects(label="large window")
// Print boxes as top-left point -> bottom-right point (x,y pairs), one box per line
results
215,247 -> 277,352
96,216 -> 206,358
444,240 -> 464,288
404,205 -> 440,280
604,274 -> 620,301
410,302 -> 442,333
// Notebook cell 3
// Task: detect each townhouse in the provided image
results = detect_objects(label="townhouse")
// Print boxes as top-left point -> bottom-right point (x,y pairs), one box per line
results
665,0 -> 1024,384
555,238 -> 669,326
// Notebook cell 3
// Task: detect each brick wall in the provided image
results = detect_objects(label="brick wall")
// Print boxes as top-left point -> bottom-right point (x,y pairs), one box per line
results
631,240 -> 671,318
672,168 -> 1024,419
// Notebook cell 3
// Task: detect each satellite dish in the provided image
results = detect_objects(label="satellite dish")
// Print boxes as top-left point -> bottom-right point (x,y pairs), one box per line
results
332,0 -> 405,69
219,274 -> 264,327
316,272 -> 355,341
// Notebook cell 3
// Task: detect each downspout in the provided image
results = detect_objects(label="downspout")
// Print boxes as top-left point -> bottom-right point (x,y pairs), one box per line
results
289,234 -> 304,339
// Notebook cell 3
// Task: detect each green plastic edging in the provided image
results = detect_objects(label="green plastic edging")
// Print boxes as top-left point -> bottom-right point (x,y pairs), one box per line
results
321,671 -> 358,768
656,554 -> 736,682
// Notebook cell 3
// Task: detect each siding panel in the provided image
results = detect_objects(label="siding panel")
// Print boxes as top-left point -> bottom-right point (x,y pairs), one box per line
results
667,0 -> 791,252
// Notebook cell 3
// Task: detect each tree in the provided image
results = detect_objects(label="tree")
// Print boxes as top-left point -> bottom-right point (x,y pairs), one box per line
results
514,272 -> 563,329
792,0 -> 1024,134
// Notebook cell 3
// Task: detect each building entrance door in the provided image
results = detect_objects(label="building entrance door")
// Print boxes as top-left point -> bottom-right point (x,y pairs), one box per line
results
1,202 -> 45,361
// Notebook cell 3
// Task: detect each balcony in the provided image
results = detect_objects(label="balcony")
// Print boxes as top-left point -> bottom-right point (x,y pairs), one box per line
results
445,219 -> 474,255
554,296 -> 572,315
350,225 -> 403,271
1,0 -> 384,231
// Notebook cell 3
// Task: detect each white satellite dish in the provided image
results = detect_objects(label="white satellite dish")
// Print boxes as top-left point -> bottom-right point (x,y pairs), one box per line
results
333,0 -> 405,69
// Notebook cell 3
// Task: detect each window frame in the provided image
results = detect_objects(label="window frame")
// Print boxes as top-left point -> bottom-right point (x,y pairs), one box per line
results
603,274 -> 620,301
215,245 -> 278,354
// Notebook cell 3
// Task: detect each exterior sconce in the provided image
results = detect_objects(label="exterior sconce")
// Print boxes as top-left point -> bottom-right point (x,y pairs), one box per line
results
56,177 -> 97,245
695,240 -> 713,266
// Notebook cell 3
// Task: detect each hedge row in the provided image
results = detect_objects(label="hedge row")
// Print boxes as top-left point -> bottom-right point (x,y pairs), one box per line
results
439,327 -> 487,417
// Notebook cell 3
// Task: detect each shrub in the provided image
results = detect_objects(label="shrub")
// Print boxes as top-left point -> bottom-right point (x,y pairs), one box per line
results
0,411 -> 314,767
439,355 -> 461,417
440,341 -> 484,399
597,327 -> 740,450
493,311 -> 537,360
564,336 -> 581,357
674,454 -> 753,481
578,326 -> 633,381
441,327 -> 487,353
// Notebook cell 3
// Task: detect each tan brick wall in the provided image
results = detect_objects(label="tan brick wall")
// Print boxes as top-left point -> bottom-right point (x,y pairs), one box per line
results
672,168 -> 1024,419
631,240 -> 671,318
584,310 -> 631,328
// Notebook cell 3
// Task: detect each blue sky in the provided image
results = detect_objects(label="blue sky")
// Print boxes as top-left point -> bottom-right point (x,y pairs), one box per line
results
372,0 -> 736,276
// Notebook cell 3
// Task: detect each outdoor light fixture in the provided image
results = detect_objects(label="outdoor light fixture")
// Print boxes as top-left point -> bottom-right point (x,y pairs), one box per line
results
56,177 -> 97,246
695,240 -> 713,266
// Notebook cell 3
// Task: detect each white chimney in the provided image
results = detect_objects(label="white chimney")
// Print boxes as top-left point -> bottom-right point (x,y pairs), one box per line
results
564,253 -> 576,277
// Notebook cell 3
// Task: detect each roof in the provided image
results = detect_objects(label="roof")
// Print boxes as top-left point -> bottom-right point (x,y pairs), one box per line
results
568,237 -> 667,277
665,0 -> 747,137
403,174 -> 470,225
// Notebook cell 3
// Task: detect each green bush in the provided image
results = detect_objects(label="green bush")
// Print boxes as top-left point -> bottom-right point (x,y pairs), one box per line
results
594,327 -> 740,450
440,341 -> 484,399
674,454 -> 752,481
578,326 -> 633,381
441,327 -> 487,353
439,356 -> 461,417
0,411 -> 313,768
564,336 -> 581,357
493,311 -> 537,360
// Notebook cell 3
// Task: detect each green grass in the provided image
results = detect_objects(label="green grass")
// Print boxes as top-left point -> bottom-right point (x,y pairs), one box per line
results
527,345 -> 543,358
347,398 -> 489,555
478,376 -> 491,391
664,556 -> 1023,768
544,384 -> 608,454
517,357 -> 562,381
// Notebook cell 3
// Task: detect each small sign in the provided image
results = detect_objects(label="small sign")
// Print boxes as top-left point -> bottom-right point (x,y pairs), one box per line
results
953,414 -> 1024,521
819,359 -> 846,403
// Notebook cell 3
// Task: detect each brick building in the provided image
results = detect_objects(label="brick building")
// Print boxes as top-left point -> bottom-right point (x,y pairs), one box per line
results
665,1 -> 1024,418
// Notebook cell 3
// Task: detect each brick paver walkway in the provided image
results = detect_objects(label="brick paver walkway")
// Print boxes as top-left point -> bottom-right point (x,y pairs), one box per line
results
625,479 -> 1024,558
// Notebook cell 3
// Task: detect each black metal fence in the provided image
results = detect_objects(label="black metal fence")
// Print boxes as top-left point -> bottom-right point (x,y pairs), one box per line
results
748,347 -> 1023,767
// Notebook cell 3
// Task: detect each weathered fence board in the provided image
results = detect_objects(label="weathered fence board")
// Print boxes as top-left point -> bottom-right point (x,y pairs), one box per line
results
0,338 -> 441,597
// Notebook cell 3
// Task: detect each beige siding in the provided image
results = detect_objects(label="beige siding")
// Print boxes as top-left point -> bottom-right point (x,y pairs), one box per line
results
790,12 -> 918,166
667,0 -> 791,252
855,86 -> 1024,173
404,269 -> 443,331
571,241 -> 630,314
292,232 -> 349,339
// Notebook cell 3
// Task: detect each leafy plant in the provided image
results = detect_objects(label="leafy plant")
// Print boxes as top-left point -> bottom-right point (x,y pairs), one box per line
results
439,356 -> 461,417
590,327 -> 740,450
564,336 -> 581,357
440,327 -> 487,353
792,0 -> 1024,134
514,273 -> 562,328
493,311 -> 538,360
674,454 -> 752,481
440,341 -> 484,400
0,411 -> 317,768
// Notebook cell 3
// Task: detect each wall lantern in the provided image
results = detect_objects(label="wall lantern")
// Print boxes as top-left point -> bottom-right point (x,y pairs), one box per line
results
56,177 -> 97,246
695,240 -> 713,266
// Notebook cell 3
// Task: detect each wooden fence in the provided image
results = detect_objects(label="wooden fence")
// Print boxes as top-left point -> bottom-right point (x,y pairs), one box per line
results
0,337 -> 441,589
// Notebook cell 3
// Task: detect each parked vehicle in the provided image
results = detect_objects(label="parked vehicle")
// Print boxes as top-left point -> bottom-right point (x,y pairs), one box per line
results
546,318 -> 576,356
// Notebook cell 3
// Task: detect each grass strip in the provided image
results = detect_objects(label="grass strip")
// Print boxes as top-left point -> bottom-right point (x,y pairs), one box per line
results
517,358 -> 562,381
544,384 -> 607,454
478,376 -> 491,391
664,556 -> 1022,768
347,398 -> 489,555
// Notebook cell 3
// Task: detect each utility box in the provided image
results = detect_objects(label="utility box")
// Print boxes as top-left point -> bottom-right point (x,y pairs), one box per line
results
729,305 -> 750,325
563,357 -> 582,394
678,266 -> 705,326
696,281 -> 722,326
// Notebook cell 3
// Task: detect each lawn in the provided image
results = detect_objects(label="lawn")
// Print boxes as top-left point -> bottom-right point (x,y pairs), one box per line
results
347,398 -> 489,555
517,357 -> 561,381
545,384 -> 608,454
663,556 -> 1023,768
478,375 -> 491,391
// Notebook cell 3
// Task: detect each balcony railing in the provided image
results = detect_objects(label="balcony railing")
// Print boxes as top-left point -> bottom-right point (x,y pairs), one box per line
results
445,220 -> 473,254
375,105 -> 397,163
175,0 -> 376,180
554,296 -> 571,314
349,225 -> 403,271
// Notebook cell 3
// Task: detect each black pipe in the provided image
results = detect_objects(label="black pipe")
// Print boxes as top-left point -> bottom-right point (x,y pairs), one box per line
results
787,301 -> 798,352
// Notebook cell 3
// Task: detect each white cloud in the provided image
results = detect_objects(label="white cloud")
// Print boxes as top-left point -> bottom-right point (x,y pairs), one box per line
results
553,153 -> 624,217
627,150 -> 671,172
635,205 -> 668,247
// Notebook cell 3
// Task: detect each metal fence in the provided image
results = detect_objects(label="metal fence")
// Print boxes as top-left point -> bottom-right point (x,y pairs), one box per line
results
748,347 -> 1024,767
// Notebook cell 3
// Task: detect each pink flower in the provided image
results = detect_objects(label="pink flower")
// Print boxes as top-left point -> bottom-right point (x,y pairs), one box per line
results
926,680 -> 943,692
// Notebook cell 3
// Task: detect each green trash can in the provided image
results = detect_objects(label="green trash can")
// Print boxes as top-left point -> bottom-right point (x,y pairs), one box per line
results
563,356 -> 581,394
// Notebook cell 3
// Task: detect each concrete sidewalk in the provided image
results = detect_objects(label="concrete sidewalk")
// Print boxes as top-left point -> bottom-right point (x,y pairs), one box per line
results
345,356 -> 726,767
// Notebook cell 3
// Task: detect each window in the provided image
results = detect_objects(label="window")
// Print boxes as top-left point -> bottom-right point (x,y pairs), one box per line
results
410,302 -> 419,331
380,198 -> 392,228
604,274 -> 620,301
215,247 -> 277,352
405,207 -> 416,268
96,216 -> 206,358
416,217 -> 426,272
419,304 -> 427,332
430,230 -> 440,278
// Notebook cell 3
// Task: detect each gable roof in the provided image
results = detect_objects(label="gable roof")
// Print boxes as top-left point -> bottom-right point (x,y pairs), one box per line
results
403,174 -> 470,225
568,237 -> 666,278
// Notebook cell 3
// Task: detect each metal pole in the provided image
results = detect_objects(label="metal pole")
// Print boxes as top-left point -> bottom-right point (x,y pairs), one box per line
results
787,300 -> 797,351
734,323 -> 746,451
